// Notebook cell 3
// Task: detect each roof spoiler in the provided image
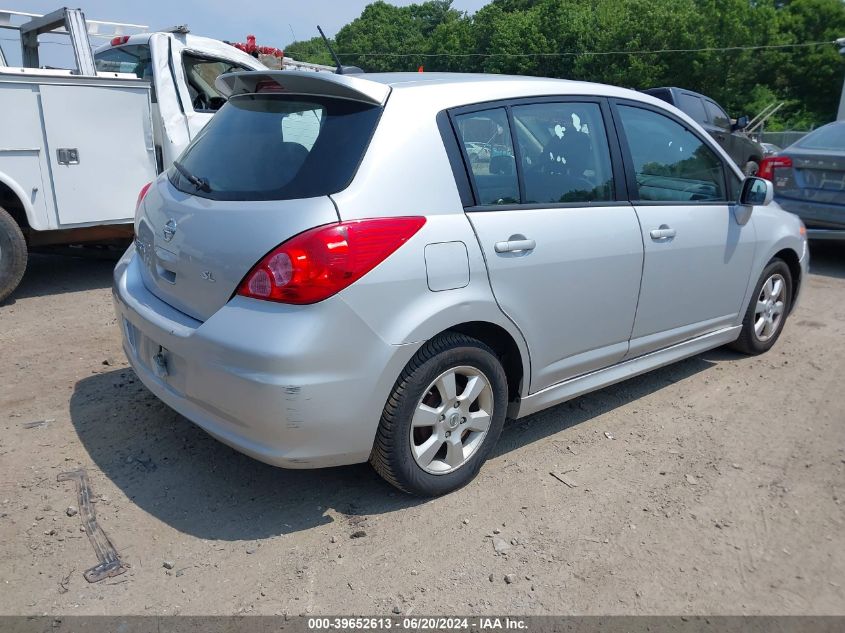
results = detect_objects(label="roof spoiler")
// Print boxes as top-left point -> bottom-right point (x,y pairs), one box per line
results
216,71 -> 390,106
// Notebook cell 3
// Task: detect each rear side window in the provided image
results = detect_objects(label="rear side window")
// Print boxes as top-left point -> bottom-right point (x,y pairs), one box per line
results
676,93 -> 707,125
618,105 -> 727,202
454,108 -> 519,205
94,45 -> 153,80
512,102 -> 614,204
704,100 -> 731,130
169,95 -> 381,201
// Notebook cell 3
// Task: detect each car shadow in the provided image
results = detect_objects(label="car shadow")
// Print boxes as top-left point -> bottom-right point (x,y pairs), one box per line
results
69,369 -> 422,541
808,241 -> 845,280
70,351 -> 725,541
2,252 -> 119,304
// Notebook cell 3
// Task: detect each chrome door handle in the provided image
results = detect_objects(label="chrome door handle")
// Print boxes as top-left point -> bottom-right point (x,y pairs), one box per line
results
650,226 -> 676,240
494,238 -> 536,253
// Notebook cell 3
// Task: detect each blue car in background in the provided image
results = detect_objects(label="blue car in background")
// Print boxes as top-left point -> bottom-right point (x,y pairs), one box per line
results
759,121 -> 845,240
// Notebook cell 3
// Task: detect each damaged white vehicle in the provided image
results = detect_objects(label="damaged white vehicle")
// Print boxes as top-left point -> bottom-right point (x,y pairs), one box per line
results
0,8 -> 265,302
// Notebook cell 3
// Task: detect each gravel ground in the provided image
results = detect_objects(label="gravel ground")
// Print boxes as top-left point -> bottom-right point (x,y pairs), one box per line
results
0,243 -> 843,616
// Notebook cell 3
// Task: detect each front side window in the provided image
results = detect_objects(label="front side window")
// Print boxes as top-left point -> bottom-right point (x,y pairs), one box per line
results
618,105 -> 727,202
182,53 -> 251,112
512,102 -> 614,204
454,108 -> 519,205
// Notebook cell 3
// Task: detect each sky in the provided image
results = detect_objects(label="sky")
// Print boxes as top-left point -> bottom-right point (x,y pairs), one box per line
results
1,0 -> 491,67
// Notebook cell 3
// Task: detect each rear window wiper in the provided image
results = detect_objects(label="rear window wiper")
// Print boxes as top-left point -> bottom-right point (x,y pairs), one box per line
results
173,160 -> 211,193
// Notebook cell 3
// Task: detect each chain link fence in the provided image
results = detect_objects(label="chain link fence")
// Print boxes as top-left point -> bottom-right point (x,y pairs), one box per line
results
757,130 -> 811,148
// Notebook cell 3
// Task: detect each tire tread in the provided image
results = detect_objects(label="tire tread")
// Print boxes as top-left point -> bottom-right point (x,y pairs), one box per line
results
731,258 -> 791,355
370,332 -> 501,495
0,205 -> 27,304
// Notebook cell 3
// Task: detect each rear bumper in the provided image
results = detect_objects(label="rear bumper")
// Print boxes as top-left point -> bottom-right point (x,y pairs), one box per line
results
795,241 -> 810,312
112,245 -> 419,469
775,196 -> 845,239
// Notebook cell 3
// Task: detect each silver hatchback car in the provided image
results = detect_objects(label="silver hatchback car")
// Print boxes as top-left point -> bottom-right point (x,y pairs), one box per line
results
114,71 -> 808,496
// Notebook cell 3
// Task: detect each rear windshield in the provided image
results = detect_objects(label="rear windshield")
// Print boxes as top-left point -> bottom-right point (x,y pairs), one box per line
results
795,123 -> 845,151
168,94 -> 381,201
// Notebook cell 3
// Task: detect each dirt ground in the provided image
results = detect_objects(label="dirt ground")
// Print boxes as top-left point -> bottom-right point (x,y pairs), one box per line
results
0,243 -> 843,616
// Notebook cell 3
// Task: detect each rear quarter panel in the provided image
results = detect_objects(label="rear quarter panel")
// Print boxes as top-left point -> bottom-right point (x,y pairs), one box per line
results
331,86 -> 532,395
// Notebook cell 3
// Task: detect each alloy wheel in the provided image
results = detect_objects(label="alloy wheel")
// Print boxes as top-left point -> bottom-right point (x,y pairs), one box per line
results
409,366 -> 494,475
754,273 -> 786,342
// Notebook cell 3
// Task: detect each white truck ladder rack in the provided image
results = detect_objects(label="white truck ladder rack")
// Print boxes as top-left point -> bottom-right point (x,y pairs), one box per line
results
0,8 -> 148,72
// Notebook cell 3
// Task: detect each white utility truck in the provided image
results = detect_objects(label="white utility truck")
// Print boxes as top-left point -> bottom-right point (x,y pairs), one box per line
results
0,8 -> 269,302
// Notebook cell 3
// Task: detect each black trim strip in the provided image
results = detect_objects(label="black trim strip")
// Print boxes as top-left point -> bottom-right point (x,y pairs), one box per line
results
505,105 -> 527,204
601,98 -> 631,202
466,200 -> 633,213
436,109 -> 474,208
167,38 -> 185,116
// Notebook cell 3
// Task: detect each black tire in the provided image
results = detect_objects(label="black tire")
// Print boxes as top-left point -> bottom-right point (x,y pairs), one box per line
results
743,160 -> 760,177
731,258 -> 792,355
371,332 -> 508,496
0,205 -> 27,304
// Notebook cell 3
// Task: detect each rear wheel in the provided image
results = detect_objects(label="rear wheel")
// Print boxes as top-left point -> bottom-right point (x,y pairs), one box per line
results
743,160 -> 760,177
0,205 -> 27,303
370,332 -> 508,496
731,259 -> 792,355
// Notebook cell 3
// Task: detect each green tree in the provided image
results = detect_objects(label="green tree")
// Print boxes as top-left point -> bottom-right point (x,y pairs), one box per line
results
284,0 -> 845,127
284,36 -> 336,67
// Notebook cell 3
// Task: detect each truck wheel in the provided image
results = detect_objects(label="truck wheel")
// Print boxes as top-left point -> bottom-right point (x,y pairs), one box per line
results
0,206 -> 27,303
743,160 -> 759,177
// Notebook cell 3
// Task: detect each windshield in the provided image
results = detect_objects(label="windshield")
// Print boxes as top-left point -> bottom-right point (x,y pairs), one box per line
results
795,123 -> 845,151
168,94 -> 382,201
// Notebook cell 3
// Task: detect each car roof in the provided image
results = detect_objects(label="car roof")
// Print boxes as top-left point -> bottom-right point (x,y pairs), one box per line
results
646,86 -> 720,102
362,71 -> 633,95
218,69 -> 662,110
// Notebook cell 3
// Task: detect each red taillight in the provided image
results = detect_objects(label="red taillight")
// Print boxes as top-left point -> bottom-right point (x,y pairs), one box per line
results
136,182 -> 152,211
237,217 -> 426,305
758,155 -> 792,181
110,36 -> 130,46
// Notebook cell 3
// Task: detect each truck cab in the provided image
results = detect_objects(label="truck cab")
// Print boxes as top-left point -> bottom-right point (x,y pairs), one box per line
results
643,87 -> 765,177
93,30 -> 265,170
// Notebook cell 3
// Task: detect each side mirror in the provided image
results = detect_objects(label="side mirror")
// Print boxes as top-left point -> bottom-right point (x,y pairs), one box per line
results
740,177 -> 773,206
735,177 -> 772,225
732,115 -> 749,131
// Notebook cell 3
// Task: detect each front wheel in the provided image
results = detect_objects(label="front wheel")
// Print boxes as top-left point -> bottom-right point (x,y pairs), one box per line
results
731,259 -> 792,355
0,205 -> 27,303
370,332 -> 508,496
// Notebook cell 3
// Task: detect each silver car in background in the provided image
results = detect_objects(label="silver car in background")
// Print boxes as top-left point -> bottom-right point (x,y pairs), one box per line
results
114,71 -> 808,496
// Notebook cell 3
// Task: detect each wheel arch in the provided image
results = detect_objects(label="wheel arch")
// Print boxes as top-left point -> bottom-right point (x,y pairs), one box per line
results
771,247 -> 802,311
435,320 -> 528,406
0,173 -> 34,233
